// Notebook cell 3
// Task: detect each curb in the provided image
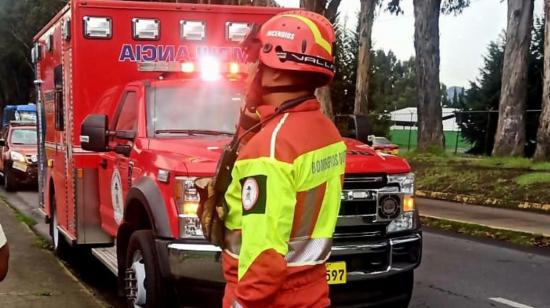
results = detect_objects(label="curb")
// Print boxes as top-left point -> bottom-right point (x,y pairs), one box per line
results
1,192 -> 51,242
416,190 -> 550,214
420,214 -> 550,238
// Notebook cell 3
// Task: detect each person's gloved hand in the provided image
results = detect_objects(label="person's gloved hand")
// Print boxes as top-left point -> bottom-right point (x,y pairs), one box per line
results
196,178 -> 225,248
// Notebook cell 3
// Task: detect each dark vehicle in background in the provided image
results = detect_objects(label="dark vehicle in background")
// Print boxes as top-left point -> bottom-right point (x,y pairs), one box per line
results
0,122 -> 38,191
335,114 -> 373,145
335,114 -> 400,155
372,136 -> 400,155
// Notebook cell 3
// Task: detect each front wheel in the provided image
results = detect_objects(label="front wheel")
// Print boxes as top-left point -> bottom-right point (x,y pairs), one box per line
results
3,167 -> 17,192
49,194 -> 69,258
124,230 -> 173,308
383,270 -> 414,308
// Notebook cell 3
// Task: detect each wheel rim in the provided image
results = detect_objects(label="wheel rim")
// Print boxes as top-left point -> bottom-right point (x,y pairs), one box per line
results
126,250 -> 147,307
52,210 -> 59,250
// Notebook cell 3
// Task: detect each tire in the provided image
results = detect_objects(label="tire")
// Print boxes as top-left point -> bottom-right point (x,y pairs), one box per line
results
385,271 -> 414,308
49,193 -> 69,258
124,230 -> 174,308
3,167 -> 17,192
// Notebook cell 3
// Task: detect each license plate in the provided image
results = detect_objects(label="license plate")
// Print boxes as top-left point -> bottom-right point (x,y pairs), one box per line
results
326,261 -> 346,285
12,161 -> 27,172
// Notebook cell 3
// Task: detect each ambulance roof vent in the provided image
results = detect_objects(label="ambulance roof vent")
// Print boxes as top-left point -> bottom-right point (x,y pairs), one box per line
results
83,16 -> 112,39
180,20 -> 206,41
226,22 -> 251,43
133,18 -> 160,40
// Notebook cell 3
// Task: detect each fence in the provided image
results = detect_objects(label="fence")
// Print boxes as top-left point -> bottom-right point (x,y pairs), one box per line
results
387,109 -> 542,154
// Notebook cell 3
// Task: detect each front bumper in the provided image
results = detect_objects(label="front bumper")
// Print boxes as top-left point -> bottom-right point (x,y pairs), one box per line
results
7,162 -> 38,184
330,232 -> 422,281
165,232 -> 421,283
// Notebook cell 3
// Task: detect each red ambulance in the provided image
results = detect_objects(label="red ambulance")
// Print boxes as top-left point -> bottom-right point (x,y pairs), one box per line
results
33,1 -> 421,307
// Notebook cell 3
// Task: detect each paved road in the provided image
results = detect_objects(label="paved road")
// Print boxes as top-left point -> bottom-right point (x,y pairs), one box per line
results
418,198 -> 550,237
4,190 -> 550,308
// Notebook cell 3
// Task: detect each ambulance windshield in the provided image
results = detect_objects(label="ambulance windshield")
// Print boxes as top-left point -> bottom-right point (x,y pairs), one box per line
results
148,83 -> 242,136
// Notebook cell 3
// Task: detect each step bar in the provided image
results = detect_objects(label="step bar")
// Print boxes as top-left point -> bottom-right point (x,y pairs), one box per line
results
91,247 -> 118,276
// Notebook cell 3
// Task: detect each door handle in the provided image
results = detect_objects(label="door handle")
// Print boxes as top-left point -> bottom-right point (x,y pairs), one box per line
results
99,159 -> 108,169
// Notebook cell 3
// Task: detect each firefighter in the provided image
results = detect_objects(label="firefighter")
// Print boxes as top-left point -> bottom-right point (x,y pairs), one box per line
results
222,10 -> 346,307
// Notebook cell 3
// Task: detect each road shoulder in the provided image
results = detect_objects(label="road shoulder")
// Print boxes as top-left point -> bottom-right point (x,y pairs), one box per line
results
0,200 -> 103,308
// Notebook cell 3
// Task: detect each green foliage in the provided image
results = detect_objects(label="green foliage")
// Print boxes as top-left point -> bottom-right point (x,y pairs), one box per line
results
473,156 -> 550,171
0,0 -> 67,107
331,18 -> 357,115
385,0 -> 470,15
331,16 -> 417,137
15,212 -> 37,227
515,173 -> 550,186
369,50 -> 417,111
459,18 -> 544,156
408,154 -> 550,208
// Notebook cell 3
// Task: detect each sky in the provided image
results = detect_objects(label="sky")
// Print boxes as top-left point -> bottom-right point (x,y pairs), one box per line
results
275,0 -> 544,88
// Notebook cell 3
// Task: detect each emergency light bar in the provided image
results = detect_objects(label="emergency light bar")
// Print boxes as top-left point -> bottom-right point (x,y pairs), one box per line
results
137,59 -> 244,81
133,18 -> 160,40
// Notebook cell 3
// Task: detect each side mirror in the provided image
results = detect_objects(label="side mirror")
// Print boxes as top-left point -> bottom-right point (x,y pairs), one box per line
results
354,115 -> 374,145
0,139 -> 5,147
81,114 -> 108,152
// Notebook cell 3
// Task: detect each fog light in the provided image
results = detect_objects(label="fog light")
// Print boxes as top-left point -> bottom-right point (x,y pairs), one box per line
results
378,195 -> 400,220
387,212 -> 414,233
179,215 -> 203,238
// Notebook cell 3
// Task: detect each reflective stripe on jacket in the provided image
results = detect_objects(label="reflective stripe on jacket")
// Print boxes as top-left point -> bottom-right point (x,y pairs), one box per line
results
223,98 -> 346,307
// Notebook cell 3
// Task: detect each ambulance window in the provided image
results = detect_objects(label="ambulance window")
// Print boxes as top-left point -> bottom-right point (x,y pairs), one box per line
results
115,92 -> 138,131
54,65 -> 64,131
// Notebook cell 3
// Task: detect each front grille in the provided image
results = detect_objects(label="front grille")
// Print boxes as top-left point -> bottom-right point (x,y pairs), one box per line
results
343,174 -> 387,190
334,224 -> 385,242
25,154 -> 37,165
339,200 -> 376,216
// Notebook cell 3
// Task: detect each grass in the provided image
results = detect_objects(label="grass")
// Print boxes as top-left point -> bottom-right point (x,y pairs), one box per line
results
390,129 -> 472,153
421,217 -> 550,248
408,152 -> 550,209
473,156 -> 550,171
515,173 -> 550,186
15,212 -> 37,227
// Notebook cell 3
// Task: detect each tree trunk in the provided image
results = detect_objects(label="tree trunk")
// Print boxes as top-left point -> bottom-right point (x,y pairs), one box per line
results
413,0 -> 444,150
354,0 -> 376,115
534,0 -> 550,161
492,0 -> 534,157
300,0 -> 338,118
300,0 -> 326,14
315,86 -> 333,116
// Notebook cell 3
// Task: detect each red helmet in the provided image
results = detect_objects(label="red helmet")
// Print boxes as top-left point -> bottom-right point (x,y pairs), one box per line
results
256,10 -> 336,86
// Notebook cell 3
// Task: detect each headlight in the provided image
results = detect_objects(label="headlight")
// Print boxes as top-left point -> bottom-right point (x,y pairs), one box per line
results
174,177 -> 203,239
386,212 -> 415,233
387,173 -> 415,194
10,151 -> 26,163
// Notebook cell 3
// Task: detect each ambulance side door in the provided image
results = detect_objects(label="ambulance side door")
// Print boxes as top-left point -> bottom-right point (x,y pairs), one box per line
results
98,88 -> 140,236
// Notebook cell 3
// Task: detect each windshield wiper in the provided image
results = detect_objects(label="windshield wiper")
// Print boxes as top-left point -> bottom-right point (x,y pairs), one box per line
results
155,129 -> 233,136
